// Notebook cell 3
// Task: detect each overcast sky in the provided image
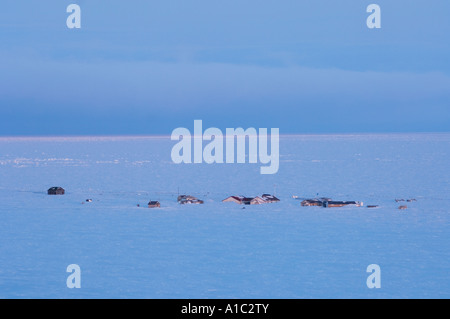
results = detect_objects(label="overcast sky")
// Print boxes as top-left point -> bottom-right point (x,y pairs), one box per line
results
0,0 -> 449,135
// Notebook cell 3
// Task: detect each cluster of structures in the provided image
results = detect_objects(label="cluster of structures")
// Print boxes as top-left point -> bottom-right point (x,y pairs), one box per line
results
48,187 -> 416,210
395,198 -> 416,203
222,194 -> 280,205
46,187 -> 280,209
146,195 -> 205,208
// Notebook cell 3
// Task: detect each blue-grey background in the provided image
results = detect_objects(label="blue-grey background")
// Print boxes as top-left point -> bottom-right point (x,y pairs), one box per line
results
0,1 -> 449,135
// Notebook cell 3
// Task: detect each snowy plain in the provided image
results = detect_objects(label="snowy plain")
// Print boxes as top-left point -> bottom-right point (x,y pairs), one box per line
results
0,134 -> 449,298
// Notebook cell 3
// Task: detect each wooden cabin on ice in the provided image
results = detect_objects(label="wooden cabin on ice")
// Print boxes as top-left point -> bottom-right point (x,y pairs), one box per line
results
48,187 -> 65,195
148,201 -> 161,208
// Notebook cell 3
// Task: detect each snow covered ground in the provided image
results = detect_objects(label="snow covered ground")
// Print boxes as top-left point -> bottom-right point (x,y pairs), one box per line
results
0,134 -> 449,298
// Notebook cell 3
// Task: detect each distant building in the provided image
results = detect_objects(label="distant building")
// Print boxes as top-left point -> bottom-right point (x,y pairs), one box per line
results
261,194 -> 280,203
222,196 -> 245,204
250,197 -> 267,205
148,201 -> 161,208
301,198 -> 362,207
223,194 -> 280,205
178,195 -> 204,205
301,199 -> 324,207
48,187 -> 65,195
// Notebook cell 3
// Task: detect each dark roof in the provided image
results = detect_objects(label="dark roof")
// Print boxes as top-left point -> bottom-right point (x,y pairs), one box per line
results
48,187 -> 64,191
262,194 -> 280,201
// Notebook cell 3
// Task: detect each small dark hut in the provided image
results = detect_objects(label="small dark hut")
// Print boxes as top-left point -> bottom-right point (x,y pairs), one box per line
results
48,187 -> 65,195
148,201 -> 161,208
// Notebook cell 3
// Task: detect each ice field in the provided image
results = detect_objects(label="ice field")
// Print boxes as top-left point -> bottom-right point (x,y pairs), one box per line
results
0,134 -> 449,298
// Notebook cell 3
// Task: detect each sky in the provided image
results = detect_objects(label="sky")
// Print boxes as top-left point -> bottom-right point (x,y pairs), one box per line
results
0,0 -> 449,135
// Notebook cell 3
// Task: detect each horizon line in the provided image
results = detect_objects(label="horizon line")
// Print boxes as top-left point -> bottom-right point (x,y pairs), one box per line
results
0,131 -> 449,141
